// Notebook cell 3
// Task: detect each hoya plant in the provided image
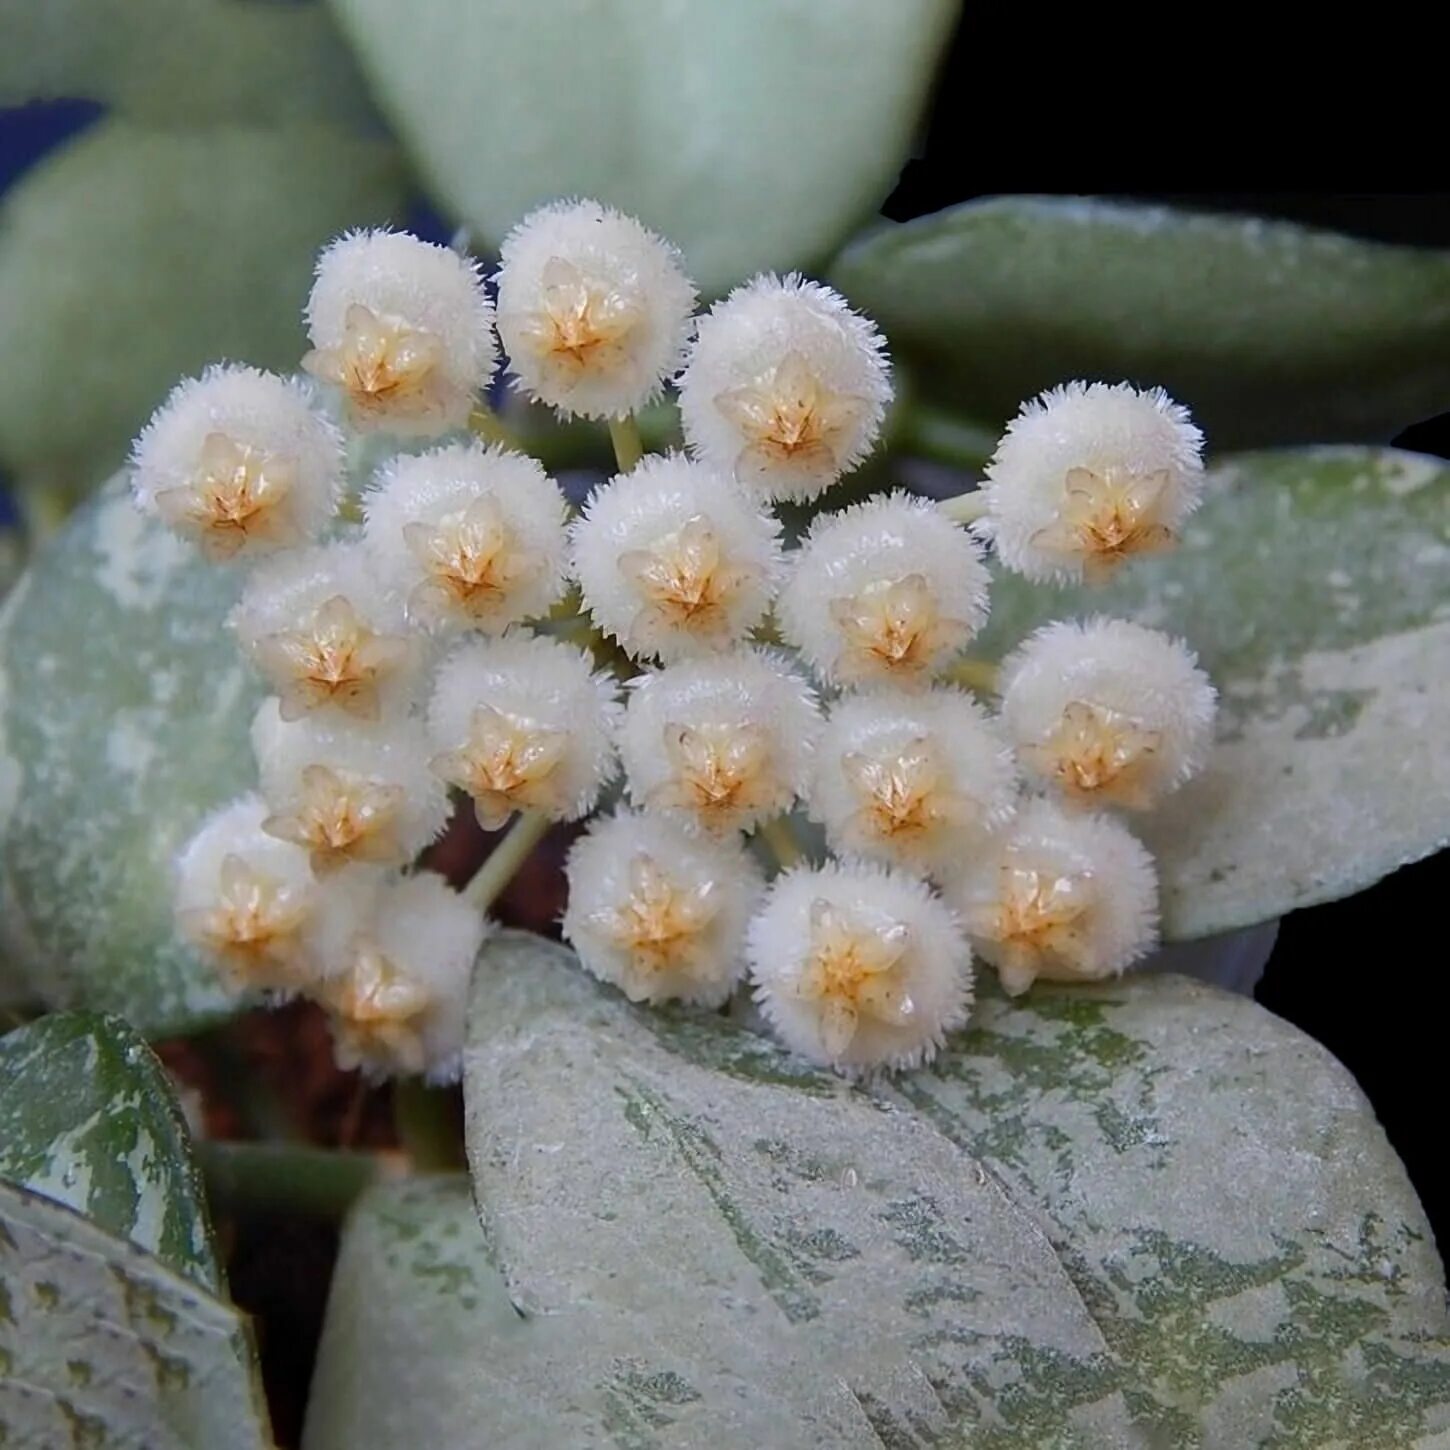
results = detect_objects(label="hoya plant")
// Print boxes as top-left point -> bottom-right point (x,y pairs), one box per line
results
2,6 -> 1449,1448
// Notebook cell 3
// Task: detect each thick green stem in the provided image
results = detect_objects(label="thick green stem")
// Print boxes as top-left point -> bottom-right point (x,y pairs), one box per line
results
938,490 -> 989,526
196,1140 -> 403,1220
393,1079 -> 464,1171
470,402 -> 523,451
756,815 -> 804,871
464,808 -> 552,913
607,414 -> 645,473
944,657 -> 1000,694
899,404 -> 999,472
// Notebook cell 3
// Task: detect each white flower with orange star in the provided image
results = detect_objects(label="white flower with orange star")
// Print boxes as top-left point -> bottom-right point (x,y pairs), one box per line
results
315,873 -> 488,1082
619,649 -> 822,836
950,797 -> 1159,997
303,228 -> 496,435
363,441 -> 569,635
570,452 -> 783,662
748,861 -> 971,1074
777,491 -> 990,688
131,365 -> 344,562
806,689 -> 1018,875
494,198 -> 696,419
979,381 -> 1205,583
173,794 -> 318,993
232,542 -> 422,723
562,810 -> 765,1007
678,272 -> 892,502
1000,617 -> 1217,812
427,632 -> 620,830
251,700 -> 450,875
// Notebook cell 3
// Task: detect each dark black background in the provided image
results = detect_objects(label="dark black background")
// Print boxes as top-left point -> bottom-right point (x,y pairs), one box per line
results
883,19 -> 1450,1254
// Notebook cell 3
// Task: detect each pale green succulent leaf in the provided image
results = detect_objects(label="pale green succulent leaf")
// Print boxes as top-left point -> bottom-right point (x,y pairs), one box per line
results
831,196 -> 1450,448
0,1011 -> 220,1290
0,1180 -> 271,1449
324,0 -> 959,296
0,118 -> 407,494
973,445 -> 1450,939
0,475 -> 261,1036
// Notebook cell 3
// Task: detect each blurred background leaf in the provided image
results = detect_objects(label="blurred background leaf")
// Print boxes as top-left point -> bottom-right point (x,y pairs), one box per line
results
832,195 -> 1450,450
324,0 -> 960,297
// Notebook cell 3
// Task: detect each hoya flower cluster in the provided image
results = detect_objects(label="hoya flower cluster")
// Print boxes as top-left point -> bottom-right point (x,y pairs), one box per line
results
132,197 -> 1219,1087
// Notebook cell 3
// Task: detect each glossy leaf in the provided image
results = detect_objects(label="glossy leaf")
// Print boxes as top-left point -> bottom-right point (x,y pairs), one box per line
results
0,117 -> 406,494
0,1011 -> 220,1289
0,475 -> 261,1036
0,1181 -> 270,1449
831,196 -> 1450,448
972,446 -> 1450,939
325,0 -> 959,296
302,930 -> 1450,1447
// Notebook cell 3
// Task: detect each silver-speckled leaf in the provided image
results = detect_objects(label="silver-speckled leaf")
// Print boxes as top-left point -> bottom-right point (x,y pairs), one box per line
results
888,976 -> 1450,1447
972,446 -> 1450,940
324,0 -> 959,297
830,196 -> 1450,448
0,1011 -> 220,1290
306,932 -> 1450,1447
0,0 -> 378,129
0,1180 -> 271,1449
0,117 -> 406,495
0,475 -> 260,1036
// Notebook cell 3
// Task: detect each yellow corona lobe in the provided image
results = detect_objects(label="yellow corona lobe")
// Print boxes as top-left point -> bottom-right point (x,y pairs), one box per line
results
652,721 -> 775,829
432,704 -> 569,830
798,901 -> 915,1057
179,854 -> 310,989
715,352 -> 866,483
304,302 -> 446,423
262,764 -> 405,874
968,860 -> 1096,995
326,943 -> 431,1076
403,497 -> 540,627
256,595 -> 409,722
155,432 -> 298,560
842,740 -> 962,849
515,257 -> 643,389
618,515 -> 757,641
829,574 -> 963,683
1033,466 -> 1177,580
591,853 -> 720,985
1021,700 -> 1163,809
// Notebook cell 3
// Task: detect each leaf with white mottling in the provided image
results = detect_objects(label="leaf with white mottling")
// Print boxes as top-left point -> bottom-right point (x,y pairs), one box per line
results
325,0 -> 959,296
890,975 -> 1450,1448
830,196 -> 1450,448
0,1180 -> 270,1449
0,117 -> 406,494
972,446 -> 1450,940
0,1011 -> 220,1290
0,475 -> 261,1036
0,0 -> 379,128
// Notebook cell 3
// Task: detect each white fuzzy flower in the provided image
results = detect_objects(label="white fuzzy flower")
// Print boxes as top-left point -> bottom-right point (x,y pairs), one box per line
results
427,632 -> 620,830
233,542 -> 423,723
1000,618 -> 1217,811
678,273 -> 892,503
363,441 -> 569,635
562,810 -> 764,1007
251,699 -> 450,875
980,381 -> 1205,583
494,198 -> 696,419
777,491 -> 990,688
619,649 -> 821,836
316,872 -> 488,1083
570,452 -> 783,662
806,689 -> 1018,875
950,798 -> 1158,997
303,228 -> 496,435
174,793 -> 317,993
131,365 -> 344,562
748,861 -> 971,1075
